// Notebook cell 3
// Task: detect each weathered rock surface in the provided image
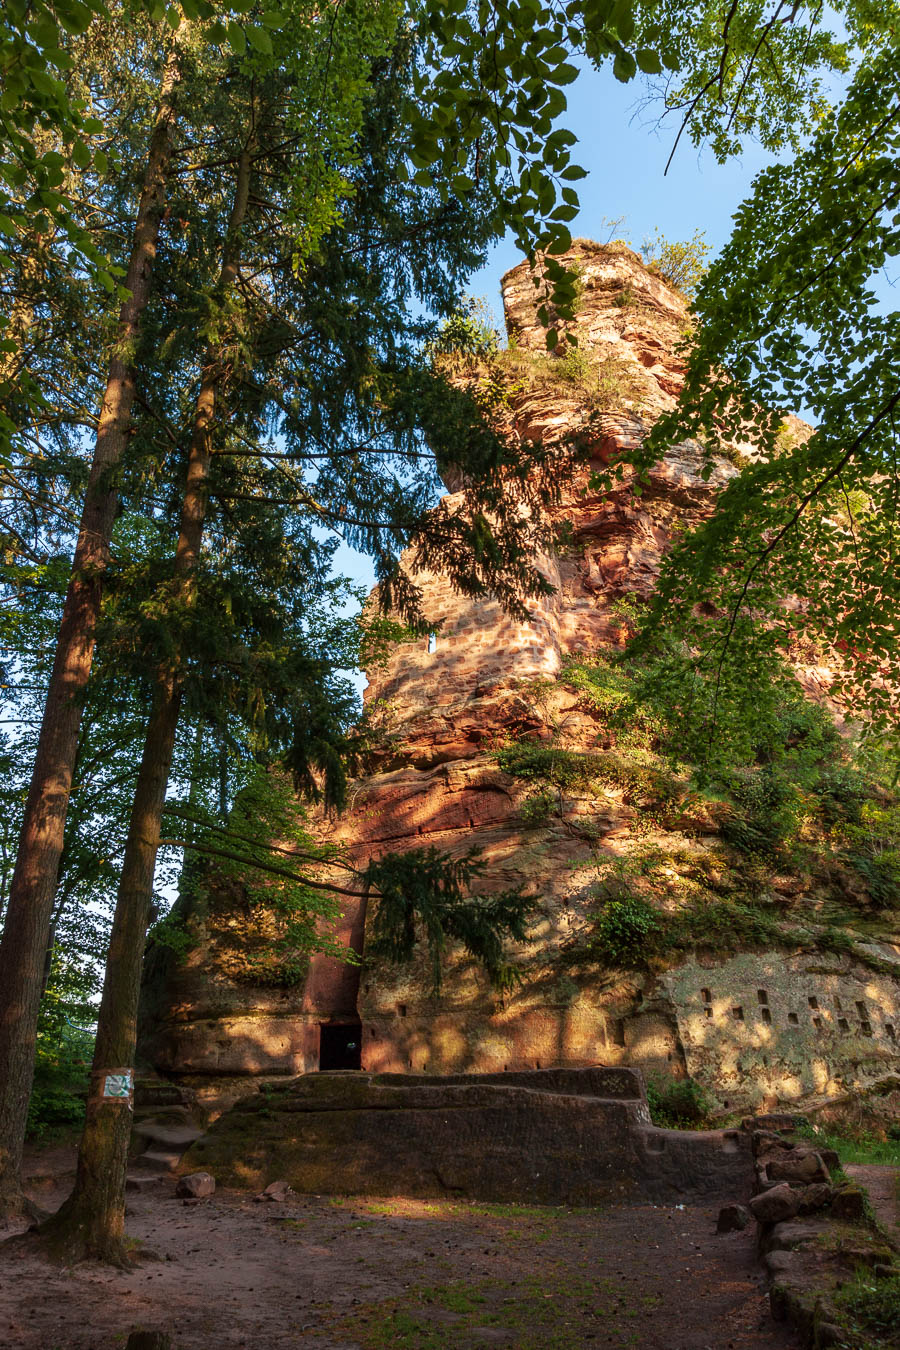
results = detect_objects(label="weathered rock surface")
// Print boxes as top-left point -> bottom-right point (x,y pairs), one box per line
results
749,1184 -> 802,1225
183,1068 -> 751,1206
717,1202 -> 751,1232
138,238 -> 900,1118
174,1171 -> 215,1199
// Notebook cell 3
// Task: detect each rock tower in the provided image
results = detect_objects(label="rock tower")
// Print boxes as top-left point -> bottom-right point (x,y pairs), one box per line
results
139,240 -> 900,1117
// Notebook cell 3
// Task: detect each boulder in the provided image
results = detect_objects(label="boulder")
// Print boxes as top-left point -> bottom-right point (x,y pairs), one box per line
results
743,1114 -> 800,1134
767,1151 -> 830,1186
752,1129 -> 793,1157
716,1203 -> 751,1233
256,1179 -> 294,1203
797,1183 -> 834,1215
182,1069 -> 752,1206
829,1186 -> 867,1222
174,1171 -> 215,1199
749,1183 -> 801,1225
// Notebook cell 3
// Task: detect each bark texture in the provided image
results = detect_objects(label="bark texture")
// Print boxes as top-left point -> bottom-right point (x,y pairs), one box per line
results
0,54 -> 181,1221
39,131 -> 253,1262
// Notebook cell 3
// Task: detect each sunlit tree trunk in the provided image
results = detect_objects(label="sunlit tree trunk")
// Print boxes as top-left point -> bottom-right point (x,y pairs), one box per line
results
0,52 -> 181,1221
39,129 -> 253,1264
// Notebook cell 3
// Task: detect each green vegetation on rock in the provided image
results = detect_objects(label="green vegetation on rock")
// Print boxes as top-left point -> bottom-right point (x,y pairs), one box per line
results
496,645 -> 898,972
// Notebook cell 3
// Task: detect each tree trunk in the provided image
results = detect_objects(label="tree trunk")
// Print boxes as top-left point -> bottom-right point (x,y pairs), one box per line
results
38,130 -> 254,1265
0,51 -> 181,1222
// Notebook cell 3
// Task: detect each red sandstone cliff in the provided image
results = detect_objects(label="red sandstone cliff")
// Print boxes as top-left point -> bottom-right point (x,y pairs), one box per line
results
139,241 -> 900,1116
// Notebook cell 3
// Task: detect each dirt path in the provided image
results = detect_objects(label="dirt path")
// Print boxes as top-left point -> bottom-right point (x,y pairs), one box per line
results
0,1150 -> 797,1350
846,1164 -> 900,1245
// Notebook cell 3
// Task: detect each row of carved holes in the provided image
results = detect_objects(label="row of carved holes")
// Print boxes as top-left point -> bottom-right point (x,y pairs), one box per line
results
700,987 -> 895,1040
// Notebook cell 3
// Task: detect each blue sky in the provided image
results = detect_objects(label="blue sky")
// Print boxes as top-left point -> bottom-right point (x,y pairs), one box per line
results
334,63 -> 779,648
468,61 -> 776,306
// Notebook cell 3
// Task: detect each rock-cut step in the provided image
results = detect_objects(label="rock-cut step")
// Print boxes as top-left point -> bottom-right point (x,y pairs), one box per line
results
130,1118 -> 205,1177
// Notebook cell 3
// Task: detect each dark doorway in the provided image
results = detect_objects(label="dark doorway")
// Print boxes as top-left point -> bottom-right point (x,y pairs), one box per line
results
319,1022 -> 362,1071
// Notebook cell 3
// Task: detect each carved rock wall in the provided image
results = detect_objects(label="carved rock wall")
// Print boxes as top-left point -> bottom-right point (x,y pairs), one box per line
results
139,240 -> 900,1114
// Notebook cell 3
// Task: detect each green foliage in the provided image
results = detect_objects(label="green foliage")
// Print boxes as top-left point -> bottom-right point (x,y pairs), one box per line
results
26,954 -> 94,1138
719,767 -> 803,857
844,801 -> 900,905
588,894 -> 660,966
519,787 -> 557,827
835,1269 -> 900,1349
496,739 -> 677,806
621,22 -> 900,735
668,896 -> 782,952
366,846 -> 533,992
645,1077 -> 713,1128
796,1119 -> 900,1168
432,297 -> 500,359
640,228 -> 710,299
162,768 -> 348,986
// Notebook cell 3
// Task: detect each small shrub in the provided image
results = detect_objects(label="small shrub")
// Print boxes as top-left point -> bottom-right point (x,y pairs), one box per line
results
519,787 -> 557,827
589,895 -> 660,966
670,897 -> 783,952
640,228 -> 711,299
646,1077 -> 713,1128
556,345 -> 593,385
432,296 -> 500,358
720,767 -> 802,857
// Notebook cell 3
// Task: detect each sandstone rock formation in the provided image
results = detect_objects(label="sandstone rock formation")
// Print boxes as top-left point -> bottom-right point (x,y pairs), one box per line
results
139,239 -> 900,1117
182,1066 -> 752,1205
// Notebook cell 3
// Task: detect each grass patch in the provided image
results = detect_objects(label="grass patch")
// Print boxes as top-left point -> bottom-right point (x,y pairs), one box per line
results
797,1121 -> 900,1168
334,1271 -> 636,1350
834,1268 -> 900,1348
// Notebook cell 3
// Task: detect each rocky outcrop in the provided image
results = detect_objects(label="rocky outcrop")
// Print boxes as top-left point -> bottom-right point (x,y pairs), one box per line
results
182,1066 -> 752,1205
139,239 -> 900,1116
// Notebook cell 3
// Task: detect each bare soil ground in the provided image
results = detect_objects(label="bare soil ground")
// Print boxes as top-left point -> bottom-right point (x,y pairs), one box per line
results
846,1164 -> 900,1245
0,1142 -> 798,1350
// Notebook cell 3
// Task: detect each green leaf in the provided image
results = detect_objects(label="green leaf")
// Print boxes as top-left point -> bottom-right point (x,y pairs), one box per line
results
55,1 -> 93,36
93,149 -> 108,174
546,328 -> 558,350
72,139 -> 91,169
245,25 -> 273,55
636,48 -> 662,75
227,20 -> 246,55
546,227 -> 573,254
166,5 -> 181,29
613,50 -> 637,82
552,62 -> 579,86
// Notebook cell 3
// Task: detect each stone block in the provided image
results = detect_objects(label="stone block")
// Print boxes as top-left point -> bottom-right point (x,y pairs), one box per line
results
829,1186 -> 867,1222
767,1151 -> 830,1186
749,1183 -> 801,1225
184,1069 -> 751,1207
798,1183 -> 835,1215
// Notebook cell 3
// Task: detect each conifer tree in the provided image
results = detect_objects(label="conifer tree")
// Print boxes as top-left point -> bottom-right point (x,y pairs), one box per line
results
0,21 -> 183,1220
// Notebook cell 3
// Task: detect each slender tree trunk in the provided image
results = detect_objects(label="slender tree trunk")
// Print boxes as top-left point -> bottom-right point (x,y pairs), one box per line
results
38,131 -> 253,1265
0,52 -> 181,1222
